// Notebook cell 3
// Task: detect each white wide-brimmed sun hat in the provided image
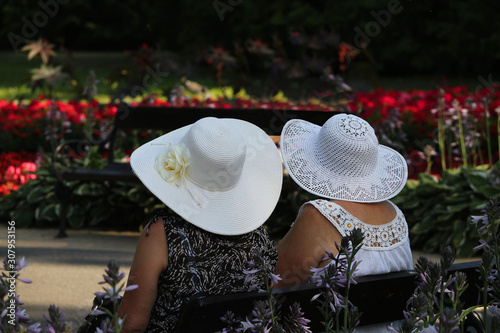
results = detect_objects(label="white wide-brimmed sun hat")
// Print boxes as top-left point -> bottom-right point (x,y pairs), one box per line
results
280,113 -> 408,203
131,117 -> 283,236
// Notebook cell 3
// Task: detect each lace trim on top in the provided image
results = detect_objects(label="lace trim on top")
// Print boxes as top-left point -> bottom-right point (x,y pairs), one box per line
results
307,199 -> 408,250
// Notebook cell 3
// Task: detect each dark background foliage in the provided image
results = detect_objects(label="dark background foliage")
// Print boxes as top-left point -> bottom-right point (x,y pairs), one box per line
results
1,0 -> 499,78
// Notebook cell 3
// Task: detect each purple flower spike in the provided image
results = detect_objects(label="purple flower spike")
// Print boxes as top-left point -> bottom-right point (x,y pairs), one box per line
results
124,284 -> 139,291
17,277 -> 32,284
91,309 -> 107,316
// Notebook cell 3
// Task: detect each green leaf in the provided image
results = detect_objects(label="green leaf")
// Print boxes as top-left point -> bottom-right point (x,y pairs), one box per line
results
414,182 -> 451,196
27,187 -> 46,204
107,193 -> 125,206
75,183 -> 106,196
417,173 -> 439,184
83,146 -> 105,169
35,168 -> 52,176
398,198 -> 420,210
424,233 -> 446,252
446,202 -> 470,213
68,214 -> 85,229
465,169 -> 500,196
45,191 -> 58,203
37,204 -> 59,222
61,203 -> 75,218
34,207 -> 42,221
444,193 -> 469,204
411,216 -> 435,234
436,212 -> 456,222
89,205 -> 113,226
0,196 -> 17,213
11,209 -> 34,227
452,219 -> 467,248
458,306 -> 482,322
414,183 -> 440,196
469,198 -> 488,211
127,187 -> 145,202
458,239 -> 479,257
404,179 -> 419,190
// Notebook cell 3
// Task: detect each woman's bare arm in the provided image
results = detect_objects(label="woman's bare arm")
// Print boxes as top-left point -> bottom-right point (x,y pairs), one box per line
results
274,204 -> 342,287
118,219 -> 169,333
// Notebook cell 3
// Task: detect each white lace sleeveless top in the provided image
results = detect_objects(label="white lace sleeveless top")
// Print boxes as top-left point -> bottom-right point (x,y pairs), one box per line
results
305,199 -> 413,278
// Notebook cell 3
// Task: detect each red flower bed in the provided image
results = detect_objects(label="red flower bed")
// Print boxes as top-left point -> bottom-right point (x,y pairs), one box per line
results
0,151 -> 42,196
1,86 -> 499,196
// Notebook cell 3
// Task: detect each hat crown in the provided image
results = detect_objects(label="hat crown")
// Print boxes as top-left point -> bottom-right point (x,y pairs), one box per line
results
181,118 -> 246,191
316,114 -> 378,177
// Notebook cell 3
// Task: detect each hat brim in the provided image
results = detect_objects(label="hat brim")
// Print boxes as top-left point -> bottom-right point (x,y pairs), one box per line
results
131,118 -> 283,235
280,119 -> 408,203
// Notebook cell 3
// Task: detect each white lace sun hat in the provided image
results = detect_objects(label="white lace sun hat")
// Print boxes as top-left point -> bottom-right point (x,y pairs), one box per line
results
131,117 -> 283,235
280,113 -> 408,203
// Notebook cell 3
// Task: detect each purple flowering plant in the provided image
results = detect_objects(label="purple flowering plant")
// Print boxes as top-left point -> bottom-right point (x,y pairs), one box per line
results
219,228 -> 364,333
392,196 -> 500,333
1,256 -> 72,333
310,228 -> 363,333
391,247 -> 475,333
43,304 -> 72,333
92,259 -> 138,333
219,250 -> 312,333
0,258 -> 135,333
0,256 -> 42,333
472,196 -> 500,332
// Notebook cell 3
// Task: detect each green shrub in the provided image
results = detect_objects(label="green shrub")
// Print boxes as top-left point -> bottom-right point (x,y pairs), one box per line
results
0,159 -> 165,230
392,163 -> 500,257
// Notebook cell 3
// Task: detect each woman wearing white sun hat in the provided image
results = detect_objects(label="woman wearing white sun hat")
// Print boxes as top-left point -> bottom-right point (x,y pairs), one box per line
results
275,113 -> 413,287
117,117 -> 283,332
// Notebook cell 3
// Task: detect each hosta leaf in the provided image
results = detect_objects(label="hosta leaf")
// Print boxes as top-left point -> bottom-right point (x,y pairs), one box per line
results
35,168 -> 52,176
456,239 -> 477,257
404,180 -> 419,190
0,197 -> 17,212
465,170 -> 499,196
425,233 -> 445,252
38,203 -> 59,222
63,204 -> 75,218
398,198 -> 420,210
411,216 -> 435,234
107,193 -> 122,206
469,198 -> 488,211
444,193 -> 469,204
89,205 -> 113,226
417,173 -> 439,184
436,212 -> 456,222
45,191 -> 58,203
75,183 -> 106,196
415,183 -> 448,196
27,187 -> 46,204
452,219 -> 467,248
68,214 -> 85,229
11,209 -> 34,227
446,202 -> 470,213
127,187 -> 147,202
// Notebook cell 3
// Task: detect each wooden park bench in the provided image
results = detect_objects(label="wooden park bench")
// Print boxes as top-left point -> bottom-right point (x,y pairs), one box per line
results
52,103 -> 337,237
175,260 -> 485,332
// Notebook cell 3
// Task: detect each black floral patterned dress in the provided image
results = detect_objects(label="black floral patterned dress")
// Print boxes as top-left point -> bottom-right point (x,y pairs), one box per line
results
145,211 -> 277,332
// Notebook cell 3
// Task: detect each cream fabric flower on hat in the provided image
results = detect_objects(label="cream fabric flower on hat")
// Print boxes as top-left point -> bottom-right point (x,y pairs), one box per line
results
155,143 -> 191,186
